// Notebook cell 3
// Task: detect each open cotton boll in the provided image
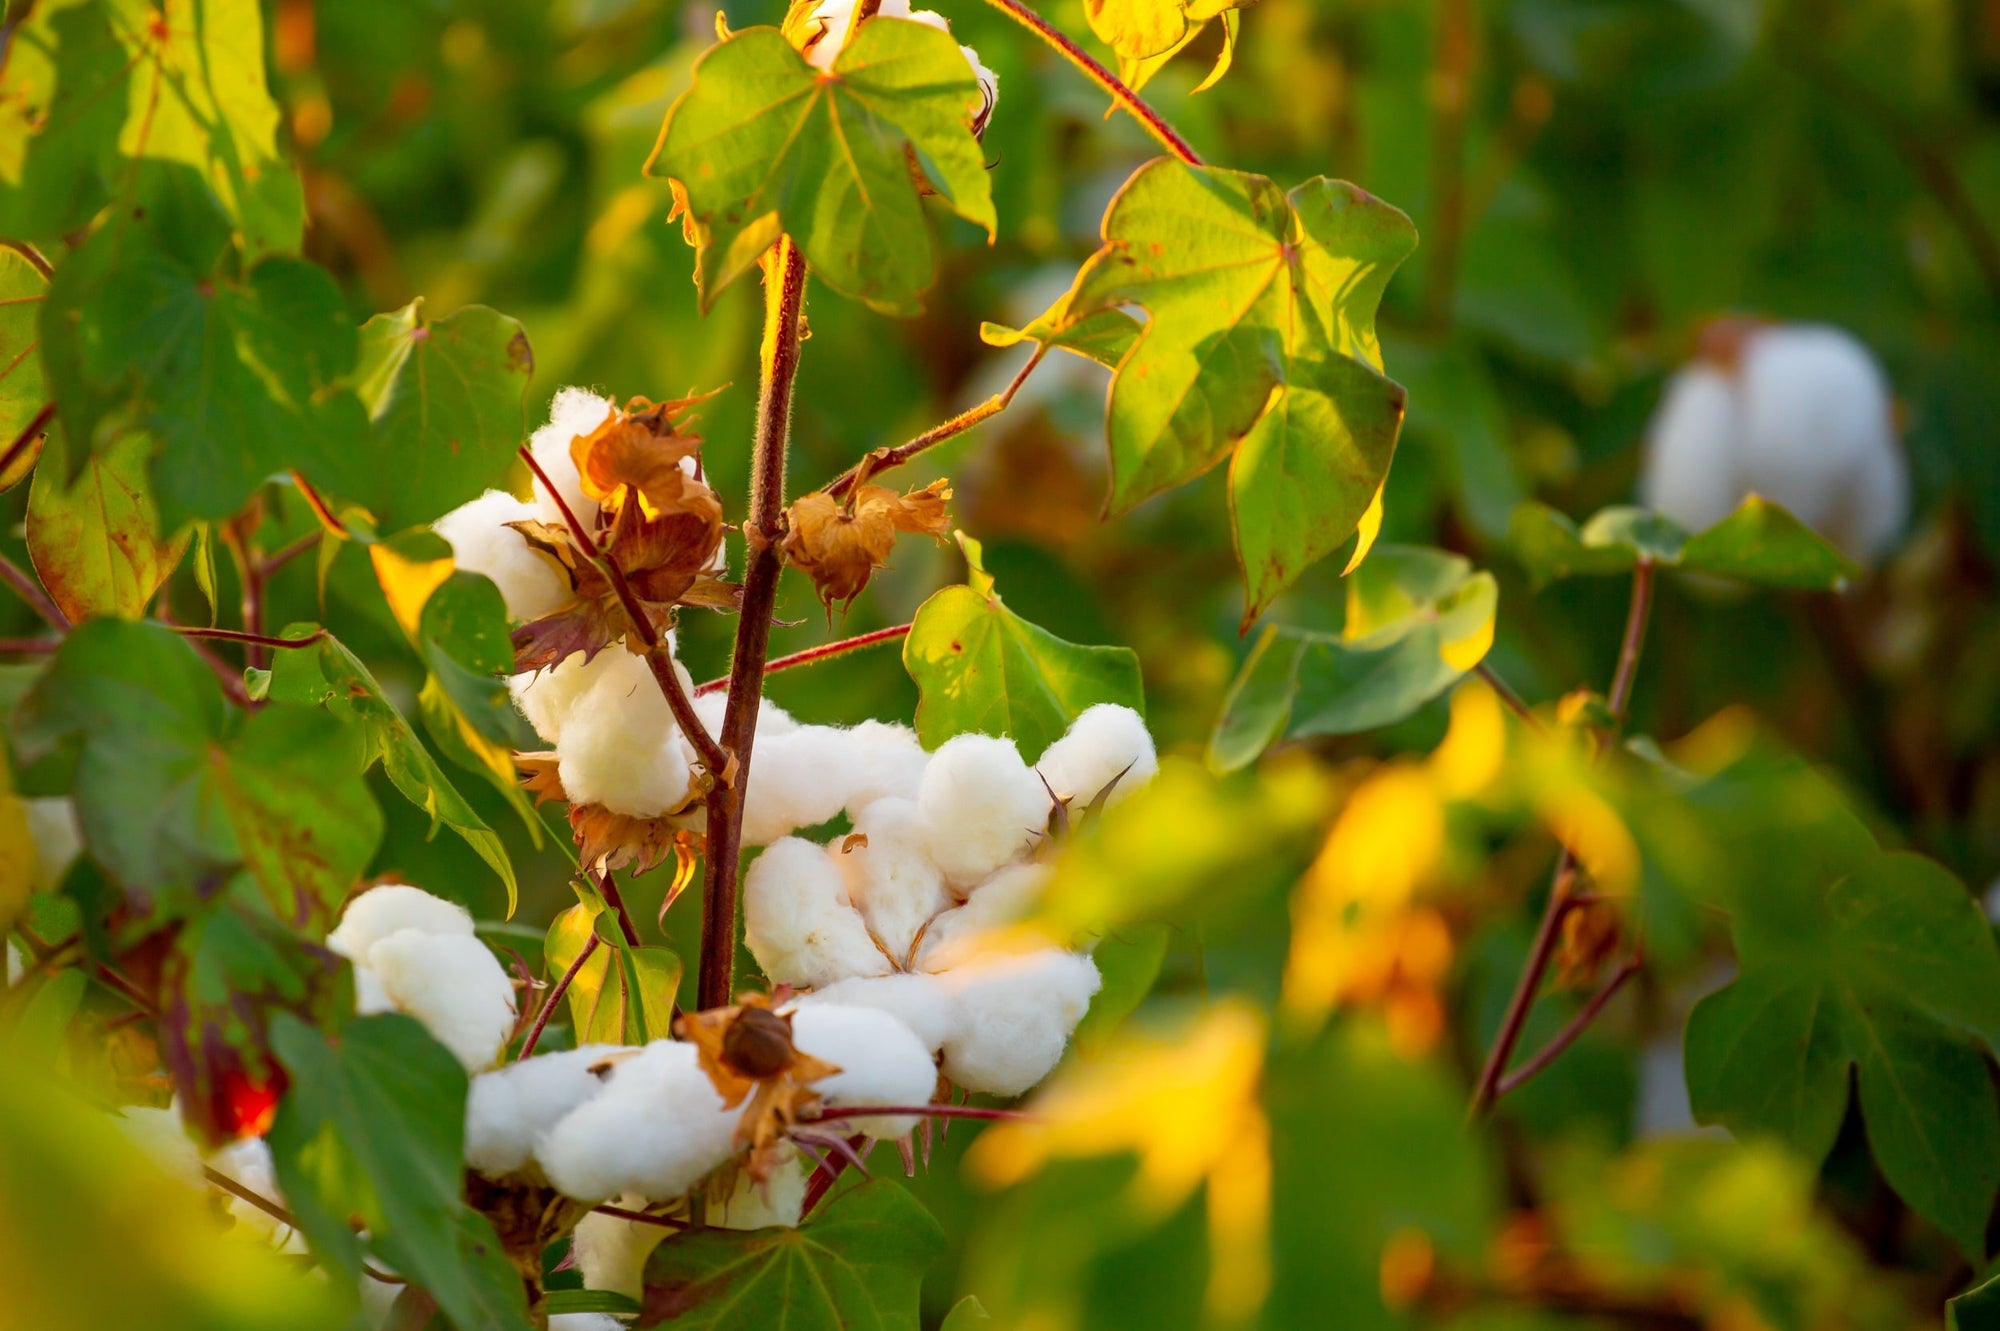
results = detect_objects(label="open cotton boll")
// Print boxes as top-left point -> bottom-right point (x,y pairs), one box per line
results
209,1136 -> 299,1245
23,797 -> 81,894
550,1316 -> 624,1331
1036,705 -> 1156,809
511,646 -> 657,748
465,1044 -> 623,1177
937,949 -> 1100,1096
738,726 -> 864,845
789,1004 -> 939,1138
717,1149 -> 807,1229
837,798 -> 947,963
540,1040 -> 741,1203
793,972 -> 954,1052
530,387 -> 615,528
329,883 -> 475,961
675,691 -> 799,772
917,734 -> 1051,889
367,930 -> 517,1073
1638,364 -> 1743,537
572,1199 -> 669,1299
744,838 -> 893,989
434,490 -> 572,624
916,861 -> 1052,972
557,674 -> 695,816
841,722 -> 931,812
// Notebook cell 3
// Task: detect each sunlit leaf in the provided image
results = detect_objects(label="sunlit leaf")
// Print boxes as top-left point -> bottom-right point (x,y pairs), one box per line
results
647,19 -> 996,315
1083,0 -> 1253,91
544,900 -> 680,1045
1510,496 -> 1859,590
0,246 -> 49,489
1951,1273 -> 2000,1331
26,433 -> 189,622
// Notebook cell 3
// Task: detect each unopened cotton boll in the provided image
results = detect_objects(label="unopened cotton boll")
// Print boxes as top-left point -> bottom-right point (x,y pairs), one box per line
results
556,655 -> 698,816
794,972 -> 954,1052
540,1040 -> 741,1203
367,930 -> 517,1072
328,883 -> 475,961
1036,704 -> 1156,809
572,1199 -> 668,1299
789,1004 -> 939,1138
434,490 -> 571,624
465,1045 -> 623,1177
838,798 -> 947,963
744,837 -> 893,989
917,734 -> 1051,888
916,861 -> 1052,972
23,797 -> 81,894
530,387 -> 615,529
937,949 -> 1100,1096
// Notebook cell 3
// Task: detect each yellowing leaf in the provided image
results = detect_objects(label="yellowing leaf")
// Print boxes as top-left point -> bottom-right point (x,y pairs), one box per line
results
372,541 -> 455,637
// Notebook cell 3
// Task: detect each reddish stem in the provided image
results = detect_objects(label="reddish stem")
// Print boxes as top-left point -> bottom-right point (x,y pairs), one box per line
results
694,623 -> 911,696
0,637 -> 58,654
0,553 -> 67,631
591,1204 -> 688,1231
800,1132 -> 873,1217
823,348 -> 1047,500
0,402 -> 54,481
805,1103 -> 1032,1124
592,866 -> 644,948
518,932 -> 601,1060
171,625 -> 325,650
1495,952 -> 1643,1098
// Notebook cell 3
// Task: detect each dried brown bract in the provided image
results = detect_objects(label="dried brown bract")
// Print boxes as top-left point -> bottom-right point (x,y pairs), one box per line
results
780,479 -> 951,616
677,994 -> 839,1181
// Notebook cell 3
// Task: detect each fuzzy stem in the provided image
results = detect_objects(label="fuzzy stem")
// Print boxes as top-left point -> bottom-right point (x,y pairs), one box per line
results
0,402 -> 54,481
518,932 -> 600,1060
977,0 -> 1202,165
693,623 -> 911,696
699,239 -> 808,1013
591,1204 -> 688,1231
823,347 -> 1047,499
171,625 -> 325,650
1606,558 -> 1654,723
0,637 -> 58,654
1472,661 -> 1541,731
805,1103 -> 1032,1124
260,530 -> 322,577
516,446 -> 733,784
0,553 -> 67,632
1495,951 -> 1642,1098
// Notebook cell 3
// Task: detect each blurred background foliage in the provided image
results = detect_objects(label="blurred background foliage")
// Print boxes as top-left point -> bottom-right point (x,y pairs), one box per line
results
7,0 -> 2000,1325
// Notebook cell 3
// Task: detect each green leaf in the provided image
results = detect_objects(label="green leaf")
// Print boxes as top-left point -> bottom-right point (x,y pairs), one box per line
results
1036,160 -> 1415,621
1951,1273 -> 2000,1331
15,620 -> 381,921
0,0 -> 302,252
648,19 -> 996,316
979,306 -> 1141,371
1685,851 -> 2000,1255
904,533 -> 1144,758
1208,546 -> 1496,771
26,432 -> 189,622
0,246 -> 49,489
268,1012 -> 532,1331
346,301 -> 536,533
545,1290 -> 644,1317
545,901 -> 680,1045
939,1296 -> 993,1329
639,1179 -> 944,1329
415,572 -> 545,839
268,626 -> 517,913
1510,496 -> 1859,591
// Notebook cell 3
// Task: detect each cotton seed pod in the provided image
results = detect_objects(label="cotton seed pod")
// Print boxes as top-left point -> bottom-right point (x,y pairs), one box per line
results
465,1044 -> 623,1178
838,797 -> 948,963
917,733 -> 1052,889
328,882 -> 475,961
936,948 -> 1100,1096
788,1003 -> 940,1138
434,490 -> 572,624
743,837 -> 894,989
1035,703 -> 1157,810
365,930 -> 519,1073
539,1040 -> 742,1203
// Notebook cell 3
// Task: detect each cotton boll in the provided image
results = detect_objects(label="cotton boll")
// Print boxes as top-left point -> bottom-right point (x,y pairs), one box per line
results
794,972 -> 954,1052
209,1136 -> 297,1245
937,949 -> 1100,1096
6,938 -> 22,987
23,797 -> 80,894
512,647 -> 655,748
540,1040 -> 741,1202
1639,363 -> 1743,536
556,663 -> 696,817
738,727 -> 863,845
1035,705 -> 1156,809
916,861 -> 1052,973
353,964 -> 392,1015
960,43 -> 999,119
465,1045 -> 623,1177
550,1315 -> 624,1331
744,838 -> 893,989
917,734 -> 1051,888
530,387 -> 615,529
716,1150 -> 807,1229
329,883 -> 475,961
789,1004 -> 939,1138
572,1200 -> 669,1299
367,930 -> 518,1073
434,491 -> 572,624
842,722 -> 930,812
117,1106 -> 203,1188
675,692 -> 800,772
837,799 -> 947,963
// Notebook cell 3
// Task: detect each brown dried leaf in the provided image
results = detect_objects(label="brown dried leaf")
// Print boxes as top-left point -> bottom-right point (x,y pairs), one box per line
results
780,480 -> 952,613
1552,898 -> 1622,991
570,404 -> 705,520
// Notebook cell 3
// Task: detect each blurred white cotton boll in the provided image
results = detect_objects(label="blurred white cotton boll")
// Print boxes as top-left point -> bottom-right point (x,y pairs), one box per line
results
556,660 -> 697,816
465,1044 -> 622,1177
839,798 -> 948,962
789,1004 -> 939,1138
366,930 -> 518,1072
433,491 -> 571,624
744,838 -> 893,989
530,387 -> 615,528
540,1040 -> 741,1202
738,726 -> 862,845
794,972 -> 954,1052
1638,364 -> 1742,536
1036,704 -> 1156,809
916,861 -> 1052,972
116,1106 -> 204,1188
918,734 -> 1051,889
209,1136 -> 298,1245
717,1149 -> 808,1228
937,949 -> 1100,1096
23,797 -> 81,894
328,883 -> 475,961
550,1315 -> 624,1331
572,1200 -> 668,1299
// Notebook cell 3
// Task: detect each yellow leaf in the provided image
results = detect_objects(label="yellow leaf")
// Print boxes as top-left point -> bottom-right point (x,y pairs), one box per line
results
1342,483 -> 1385,576
0,794 -> 33,934
1438,606 -> 1494,672
370,543 -> 454,638
1428,679 -> 1506,798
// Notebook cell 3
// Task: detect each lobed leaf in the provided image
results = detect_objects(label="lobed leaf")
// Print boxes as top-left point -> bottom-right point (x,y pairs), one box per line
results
26,433 -> 188,622
1510,495 -> 1860,591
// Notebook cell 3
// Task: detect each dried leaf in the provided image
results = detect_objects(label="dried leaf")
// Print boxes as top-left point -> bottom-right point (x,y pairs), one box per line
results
781,480 -> 952,613
678,998 -> 840,1181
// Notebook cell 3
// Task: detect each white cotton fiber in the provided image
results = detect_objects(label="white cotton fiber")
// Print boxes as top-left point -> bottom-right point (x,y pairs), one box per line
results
512,646 -> 653,747
675,692 -> 799,773
716,1149 -> 807,1229
793,972 -> 954,1052
353,964 -> 391,1015
1036,705 -> 1156,809
465,1044 -> 622,1177
549,1316 -> 623,1331
556,670 -> 695,816
789,1004 -> 939,1138
738,727 -> 861,845
841,722 -> 931,812
209,1135 -> 295,1245
917,734 -> 1051,888
366,930 -> 518,1073
916,861 -> 1051,972
1639,364 -> 1742,536
743,838 -> 892,989
539,1040 -> 741,1203
937,949 -> 1100,1096
329,883 -> 475,961
837,798 -> 947,964
530,387 -> 615,529
572,1198 -> 668,1299
23,797 -> 80,894
434,490 -> 571,624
